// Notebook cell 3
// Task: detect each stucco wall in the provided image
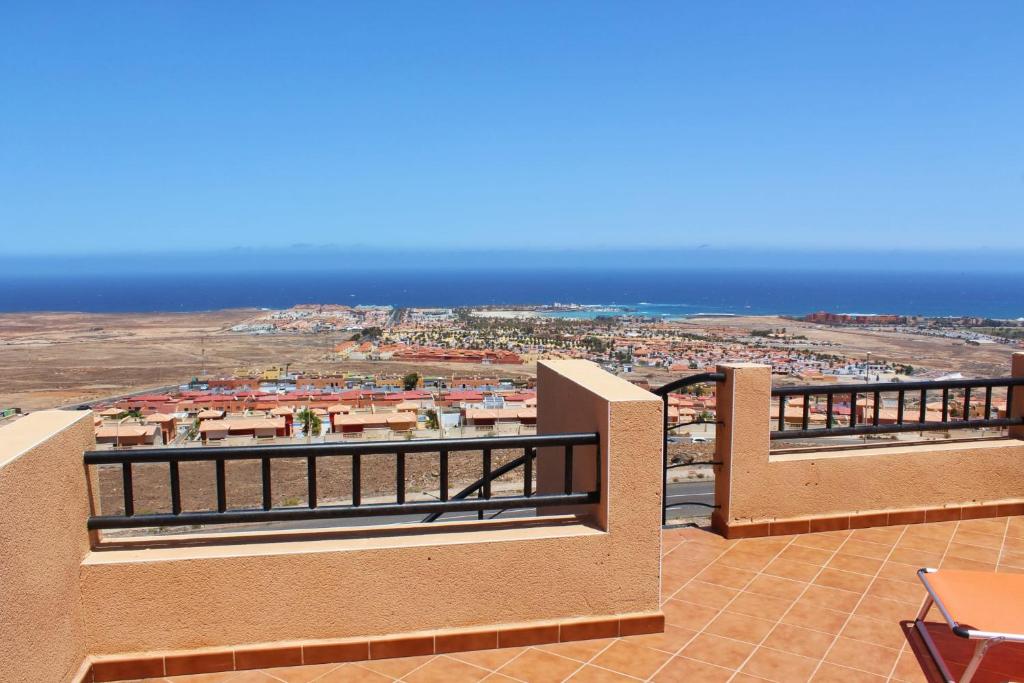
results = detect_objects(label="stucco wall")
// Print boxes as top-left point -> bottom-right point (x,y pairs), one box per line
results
716,356 -> 1024,527
79,360 -> 664,655
0,411 -> 95,683
535,359 -> 663,547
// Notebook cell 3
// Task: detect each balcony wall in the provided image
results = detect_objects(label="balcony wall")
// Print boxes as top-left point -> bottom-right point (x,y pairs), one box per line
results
713,353 -> 1024,538
0,411 -> 96,683
0,359 -> 663,679
80,360 -> 663,656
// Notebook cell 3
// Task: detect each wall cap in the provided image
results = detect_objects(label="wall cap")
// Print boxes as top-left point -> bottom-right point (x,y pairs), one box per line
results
539,360 -> 658,402
85,518 -> 603,564
0,409 -> 92,469
717,362 -> 771,370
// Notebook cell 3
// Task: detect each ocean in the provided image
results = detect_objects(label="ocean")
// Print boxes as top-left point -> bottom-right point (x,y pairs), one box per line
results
0,268 -> 1022,319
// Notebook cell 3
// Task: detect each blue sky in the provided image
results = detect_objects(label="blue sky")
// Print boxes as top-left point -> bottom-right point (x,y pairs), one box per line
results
1,2 -> 1022,256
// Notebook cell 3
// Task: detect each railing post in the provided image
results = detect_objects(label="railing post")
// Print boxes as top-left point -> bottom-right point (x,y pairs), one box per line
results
1011,353 -> 1024,440
662,393 -> 669,527
713,363 -> 772,537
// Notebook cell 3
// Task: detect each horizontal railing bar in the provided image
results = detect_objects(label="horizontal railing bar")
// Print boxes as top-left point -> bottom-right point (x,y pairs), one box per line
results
654,372 -> 726,396
772,377 -> 1024,397
84,432 -> 600,464
770,417 -> 1022,440
667,421 -> 718,432
87,491 -> 598,529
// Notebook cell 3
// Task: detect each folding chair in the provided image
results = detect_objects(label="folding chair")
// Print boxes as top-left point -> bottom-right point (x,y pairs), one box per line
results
916,567 -> 1024,682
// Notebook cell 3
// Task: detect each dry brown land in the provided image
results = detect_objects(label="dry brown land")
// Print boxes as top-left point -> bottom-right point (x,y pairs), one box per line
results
0,310 -> 535,410
1,311 -> 1017,411
718,316 -> 1013,377
628,315 -> 1016,389
7,309 -> 1008,533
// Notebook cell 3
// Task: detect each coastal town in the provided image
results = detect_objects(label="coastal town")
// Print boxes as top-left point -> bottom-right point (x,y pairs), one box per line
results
3,303 -> 1018,450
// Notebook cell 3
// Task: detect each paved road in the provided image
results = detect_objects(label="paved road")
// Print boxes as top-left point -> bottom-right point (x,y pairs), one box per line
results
664,480 -> 715,522
179,479 -> 715,535
58,384 -> 181,410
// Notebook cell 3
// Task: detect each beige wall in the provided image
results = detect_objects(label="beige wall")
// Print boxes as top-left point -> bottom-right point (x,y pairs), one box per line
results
715,354 -> 1024,529
535,359 -> 663,537
78,360 -> 664,655
0,411 -> 95,683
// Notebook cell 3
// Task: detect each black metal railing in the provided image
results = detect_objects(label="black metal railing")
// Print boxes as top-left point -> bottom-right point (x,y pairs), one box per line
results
771,377 -> 1024,440
84,433 -> 600,530
654,372 -> 725,526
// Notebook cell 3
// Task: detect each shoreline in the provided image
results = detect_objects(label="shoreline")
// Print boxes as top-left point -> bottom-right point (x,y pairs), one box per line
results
1,304 -> 1021,321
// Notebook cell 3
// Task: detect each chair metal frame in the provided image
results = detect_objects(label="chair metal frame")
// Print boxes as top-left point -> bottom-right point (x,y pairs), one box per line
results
916,567 -> 1023,683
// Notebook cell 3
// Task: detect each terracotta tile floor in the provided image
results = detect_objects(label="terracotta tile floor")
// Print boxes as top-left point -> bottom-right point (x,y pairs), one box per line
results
140,517 -> 1024,682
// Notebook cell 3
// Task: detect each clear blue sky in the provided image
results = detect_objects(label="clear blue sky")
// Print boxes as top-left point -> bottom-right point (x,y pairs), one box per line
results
2,1 -> 1022,255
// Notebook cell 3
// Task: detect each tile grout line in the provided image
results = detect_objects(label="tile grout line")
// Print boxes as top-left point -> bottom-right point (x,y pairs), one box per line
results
655,532 -> 740,662
805,525 -> 938,682
835,520 -> 962,679
559,639 -> 640,682
644,534 -> 754,680
352,653 -> 434,683
996,515 -> 1012,571
390,651 -> 437,682
721,528 -> 865,683
658,560 -> 923,664
663,535 -> 739,603
898,519 -> 964,681
654,535 -> 763,660
397,653 -> 508,682
298,662 -> 347,683
646,532 -> 802,681
886,521 -> 962,681
557,640 -> 618,682
469,647 -> 532,683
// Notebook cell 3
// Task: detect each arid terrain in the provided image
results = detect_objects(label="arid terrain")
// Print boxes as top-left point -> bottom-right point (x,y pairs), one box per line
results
0,310 -> 535,410
0,310 -> 1016,411
709,316 -> 1011,378
629,315 -> 1014,390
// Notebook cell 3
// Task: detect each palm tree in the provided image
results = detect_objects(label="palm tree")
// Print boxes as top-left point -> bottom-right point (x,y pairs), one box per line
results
297,408 -> 321,439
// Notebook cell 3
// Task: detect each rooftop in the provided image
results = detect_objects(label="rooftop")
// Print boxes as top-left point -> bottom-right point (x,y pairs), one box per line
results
134,518 -> 1024,683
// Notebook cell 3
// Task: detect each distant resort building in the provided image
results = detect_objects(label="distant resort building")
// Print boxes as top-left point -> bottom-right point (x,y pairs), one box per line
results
803,311 -> 907,326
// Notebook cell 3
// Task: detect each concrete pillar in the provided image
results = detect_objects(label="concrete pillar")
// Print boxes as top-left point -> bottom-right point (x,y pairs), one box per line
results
711,363 -> 772,536
1011,352 -> 1024,440
0,411 -> 96,683
535,360 -> 662,534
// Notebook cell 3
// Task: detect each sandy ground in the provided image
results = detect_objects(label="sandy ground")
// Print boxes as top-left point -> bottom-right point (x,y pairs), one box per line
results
723,316 -> 1014,377
629,315 -> 1017,389
0,311 -> 1017,411
0,310 -> 534,411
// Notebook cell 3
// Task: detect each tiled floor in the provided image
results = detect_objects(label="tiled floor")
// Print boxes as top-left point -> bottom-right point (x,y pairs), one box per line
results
140,517 -> 1024,682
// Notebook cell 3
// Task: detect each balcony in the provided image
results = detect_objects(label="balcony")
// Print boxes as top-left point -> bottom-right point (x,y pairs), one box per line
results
3,355 -> 1024,682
